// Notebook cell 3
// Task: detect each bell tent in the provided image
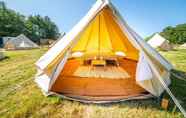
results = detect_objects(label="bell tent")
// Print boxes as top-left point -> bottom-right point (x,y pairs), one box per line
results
148,33 -> 173,51
35,1 -> 186,115
4,34 -> 39,50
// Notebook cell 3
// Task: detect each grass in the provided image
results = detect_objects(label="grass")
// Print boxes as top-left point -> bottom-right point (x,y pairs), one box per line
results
0,48 -> 186,118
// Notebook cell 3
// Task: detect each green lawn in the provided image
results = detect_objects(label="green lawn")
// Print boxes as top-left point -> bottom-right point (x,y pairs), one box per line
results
0,48 -> 186,118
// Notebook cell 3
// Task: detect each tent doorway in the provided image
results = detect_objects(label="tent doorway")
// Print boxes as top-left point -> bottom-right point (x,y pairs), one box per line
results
48,7 -> 148,101
35,0 -> 172,103
51,57 -> 149,101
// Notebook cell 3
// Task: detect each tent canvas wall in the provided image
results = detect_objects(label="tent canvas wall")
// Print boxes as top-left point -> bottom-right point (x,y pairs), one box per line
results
4,34 -> 39,50
35,0 -> 174,103
148,33 -> 173,51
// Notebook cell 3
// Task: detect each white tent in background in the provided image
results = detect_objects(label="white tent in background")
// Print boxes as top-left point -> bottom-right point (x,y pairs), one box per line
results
180,43 -> 186,49
19,41 -> 30,48
4,34 -> 39,50
148,33 -> 173,51
35,0 -> 185,116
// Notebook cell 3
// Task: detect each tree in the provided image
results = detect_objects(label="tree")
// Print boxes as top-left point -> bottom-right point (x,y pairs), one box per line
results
0,1 -> 60,44
0,1 -> 6,9
0,1 -> 26,37
43,16 -> 59,39
25,15 -> 60,44
160,24 -> 186,44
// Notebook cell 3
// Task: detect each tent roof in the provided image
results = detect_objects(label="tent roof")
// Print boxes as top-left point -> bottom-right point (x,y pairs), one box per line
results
2,37 -> 14,44
6,34 -> 39,48
148,33 -> 169,48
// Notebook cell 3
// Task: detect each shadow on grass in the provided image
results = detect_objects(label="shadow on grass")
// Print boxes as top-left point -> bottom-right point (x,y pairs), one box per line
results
0,56 -> 9,61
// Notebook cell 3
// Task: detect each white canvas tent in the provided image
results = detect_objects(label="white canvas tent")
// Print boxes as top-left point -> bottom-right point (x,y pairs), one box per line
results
4,34 -> 39,50
148,33 -> 173,51
35,0 -> 185,116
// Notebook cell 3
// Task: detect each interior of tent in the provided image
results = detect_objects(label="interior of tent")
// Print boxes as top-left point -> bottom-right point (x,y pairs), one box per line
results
50,7 -> 149,100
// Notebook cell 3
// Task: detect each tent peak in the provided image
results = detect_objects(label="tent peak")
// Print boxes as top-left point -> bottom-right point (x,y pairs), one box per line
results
99,0 -> 110,5
104,0 -> 110,4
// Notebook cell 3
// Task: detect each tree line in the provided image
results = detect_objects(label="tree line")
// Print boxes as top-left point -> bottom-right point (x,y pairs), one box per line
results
0,1 -> 60,44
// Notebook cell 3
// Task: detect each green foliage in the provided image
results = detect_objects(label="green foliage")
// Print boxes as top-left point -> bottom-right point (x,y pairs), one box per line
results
0,1 -> 60,44
25,15 -> 60,44
160,24 -> 186,44
0,1 -> 6,9
0,3 -> 26,37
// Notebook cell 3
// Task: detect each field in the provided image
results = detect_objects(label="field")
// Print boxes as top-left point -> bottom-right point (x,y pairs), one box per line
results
0,48 -> 186,118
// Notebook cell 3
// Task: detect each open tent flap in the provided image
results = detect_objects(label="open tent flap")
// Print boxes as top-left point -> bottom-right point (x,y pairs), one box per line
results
48,51 -> 70,90
136,52 -> 153,82
35,50 -> 70,93
136,52 -> 171,96
35,74 -> 50,93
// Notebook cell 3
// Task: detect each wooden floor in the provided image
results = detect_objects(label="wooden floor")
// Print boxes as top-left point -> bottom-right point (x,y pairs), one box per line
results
51,58 -> 147,100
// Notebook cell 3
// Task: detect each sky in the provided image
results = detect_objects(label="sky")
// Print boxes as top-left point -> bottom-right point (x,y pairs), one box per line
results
2,0 -> 186,37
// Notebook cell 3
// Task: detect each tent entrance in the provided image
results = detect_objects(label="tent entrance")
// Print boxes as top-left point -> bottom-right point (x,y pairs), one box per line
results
50,57 -> 148,101
71,7 -> 139,61
49,7 -> 145,101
